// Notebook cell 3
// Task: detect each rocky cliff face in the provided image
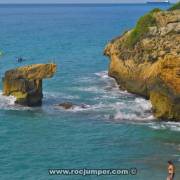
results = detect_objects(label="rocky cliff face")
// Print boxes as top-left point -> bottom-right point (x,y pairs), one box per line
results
104,10 -> 180,121
3,64 -> 57,106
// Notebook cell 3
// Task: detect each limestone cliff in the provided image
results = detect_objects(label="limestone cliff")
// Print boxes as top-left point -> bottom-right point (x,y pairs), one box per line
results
3,64 -> 57,106
104,9 -> 180,121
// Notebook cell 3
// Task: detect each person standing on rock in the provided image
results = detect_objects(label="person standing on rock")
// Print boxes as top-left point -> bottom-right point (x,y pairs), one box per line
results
167,161 -> 175,180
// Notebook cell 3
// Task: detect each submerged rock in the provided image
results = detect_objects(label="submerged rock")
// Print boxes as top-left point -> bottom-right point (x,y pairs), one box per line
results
3,63 -> 57,106
104,9 -> 180,121
58,102 -> 74,109
57,102 -> 90,110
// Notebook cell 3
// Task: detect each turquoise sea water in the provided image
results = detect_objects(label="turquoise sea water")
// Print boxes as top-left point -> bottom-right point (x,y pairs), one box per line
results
0,4 -> 179,180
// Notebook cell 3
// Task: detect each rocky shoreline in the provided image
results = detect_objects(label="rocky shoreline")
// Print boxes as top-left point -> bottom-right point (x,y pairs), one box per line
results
1,4 -> 180,121
104,8 -> 180,121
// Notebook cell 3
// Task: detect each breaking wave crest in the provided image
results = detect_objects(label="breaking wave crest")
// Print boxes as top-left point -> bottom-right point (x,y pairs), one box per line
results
44,92 -> 80,101
113,98 -> 154,121
80,71 -> 154,121
147,121 -> 180,132
0,91 -> 31,111
0,91 -> 22,110
0,92 -> 16,107
1,70 -> 179,132
95,71 -> 109,79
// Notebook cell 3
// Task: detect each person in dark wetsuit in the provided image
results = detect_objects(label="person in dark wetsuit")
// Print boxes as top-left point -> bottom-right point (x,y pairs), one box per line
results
17,56 -> 27,63
17,57 -> 23,62
167,161 -> 175,180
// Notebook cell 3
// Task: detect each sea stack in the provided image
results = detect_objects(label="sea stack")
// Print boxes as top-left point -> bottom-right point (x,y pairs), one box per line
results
104,9 -> 180,121
2,63 -> 57,106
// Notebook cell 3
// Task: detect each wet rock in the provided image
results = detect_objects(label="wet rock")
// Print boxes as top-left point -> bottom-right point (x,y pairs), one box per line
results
3,63 -> 57,106
57,102 -> 90,110
58,102 -> 74,109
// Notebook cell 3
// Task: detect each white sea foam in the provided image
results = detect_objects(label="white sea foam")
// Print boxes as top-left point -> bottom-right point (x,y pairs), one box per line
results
44,92 -> 80,101
58,102 -> 107,112
94,71 -> 134,96
113,97 -> 154,121
94,71 -> 180,132
114,111 -> 154,121
55,101 -> 124,113
0,91 -> 16,103
134,98 -> 152,111
77,82 -> 132,100
1,69 -> 178,134
0,91 -> 25,110
57,99 -> 152,119
148,122 -> 180,132
54,72 -> 154,122
77,76 -> 96,83
0,91 -> 33,111
95,72 -> 180,131
0,91 -> 16,107
95,71 -> 109,79
76,86 -> 103,93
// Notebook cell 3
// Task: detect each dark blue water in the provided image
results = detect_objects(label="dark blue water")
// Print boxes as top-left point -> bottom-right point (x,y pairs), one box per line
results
0,4 -> 179,180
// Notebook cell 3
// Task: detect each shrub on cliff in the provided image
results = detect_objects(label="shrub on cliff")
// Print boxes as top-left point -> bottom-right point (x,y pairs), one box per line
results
168,1 -> 180,11
125,8 -> 161,48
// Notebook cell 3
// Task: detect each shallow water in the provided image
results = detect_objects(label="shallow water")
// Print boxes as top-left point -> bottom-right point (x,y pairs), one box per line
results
0,4 -> 179,180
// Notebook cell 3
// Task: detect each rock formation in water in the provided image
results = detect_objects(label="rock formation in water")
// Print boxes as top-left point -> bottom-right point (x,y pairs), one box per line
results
3,63 -> 57,106
104,8 -> 180,121
57,102 -> 90,110
58,102 -> 75,109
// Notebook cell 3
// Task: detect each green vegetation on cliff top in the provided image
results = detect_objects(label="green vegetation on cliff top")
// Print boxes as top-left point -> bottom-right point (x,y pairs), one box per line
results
125,1 -> 180,48
125,8 -> 161,48
168,1 -> 180,11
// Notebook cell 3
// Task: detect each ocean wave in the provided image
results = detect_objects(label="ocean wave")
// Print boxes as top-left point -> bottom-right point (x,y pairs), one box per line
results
75,82 -> 132,99
94,71 -> 134,96
77,76 -> 96,83
113,97 -> 153,121
73,71 -> 133,102
55,97 -> 152,118
0,91 -> 31,110
134,98 -> 152,111
114,112 -> 155,121
94,72 -> 180,131
0,90 -> 80,111
95,71 -> 109,79
93,92 -> 130,100
0,92 -> 16,106
55,102 -> 113,112
44,92 -> 80,100
54,101 -> 126,113
148,122 -> 180,132
75,86 -> 103,93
